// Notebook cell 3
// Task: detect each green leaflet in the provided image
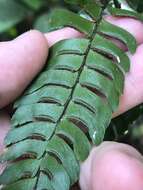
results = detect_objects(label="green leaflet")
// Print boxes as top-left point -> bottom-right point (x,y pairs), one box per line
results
0,2 -> 142,190
98,19 -> 137,54
35,9 -> 94,35
0,178 -> 37,190
108,6 -> 143,21
82,2 -> 102,20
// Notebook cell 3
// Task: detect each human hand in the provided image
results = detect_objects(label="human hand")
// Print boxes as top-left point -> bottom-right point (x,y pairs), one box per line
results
0,16 -> 143,190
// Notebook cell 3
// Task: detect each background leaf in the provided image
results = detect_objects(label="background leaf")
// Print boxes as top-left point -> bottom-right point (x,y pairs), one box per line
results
21,0 -> 45,10
64,0 -> 91,5
127,0 -> 143,12
0,0 -> 31,33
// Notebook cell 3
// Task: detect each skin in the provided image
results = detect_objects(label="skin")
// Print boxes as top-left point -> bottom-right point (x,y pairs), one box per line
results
1,17 -> 143,190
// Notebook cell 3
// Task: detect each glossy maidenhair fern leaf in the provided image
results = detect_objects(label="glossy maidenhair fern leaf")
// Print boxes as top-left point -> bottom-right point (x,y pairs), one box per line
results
0,1 -> 143,190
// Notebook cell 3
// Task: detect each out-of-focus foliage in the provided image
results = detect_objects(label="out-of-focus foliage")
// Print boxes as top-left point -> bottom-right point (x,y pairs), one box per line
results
22,0 -> 45,10
0,0 -> 30,33
65,0 -> 89,4
0,0 -> 65,40
127,0 -> 143,12
105,105 -> 143,143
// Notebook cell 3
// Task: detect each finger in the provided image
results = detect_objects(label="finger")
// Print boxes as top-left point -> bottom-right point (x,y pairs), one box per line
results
0,30 -> 48,108
80,142 -> 143,190
44,27 -> 83,47
45,17 -> 143,47
114,43 -> 143,117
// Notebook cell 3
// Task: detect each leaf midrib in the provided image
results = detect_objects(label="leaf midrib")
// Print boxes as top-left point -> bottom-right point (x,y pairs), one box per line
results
34,5 -> 106,189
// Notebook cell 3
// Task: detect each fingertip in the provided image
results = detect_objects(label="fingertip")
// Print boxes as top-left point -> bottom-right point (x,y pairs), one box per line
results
92,145 -> 143,190
44,27 -> 82,47
80,142 -> 143,190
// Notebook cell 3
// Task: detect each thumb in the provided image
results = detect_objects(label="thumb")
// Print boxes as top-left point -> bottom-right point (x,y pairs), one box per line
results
80,142 -> 143,190
0,30 -> 48,108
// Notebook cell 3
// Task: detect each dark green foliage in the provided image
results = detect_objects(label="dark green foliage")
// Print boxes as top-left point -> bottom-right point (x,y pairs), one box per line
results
64,0 -> 91,5
0,0 -> 30,33
127,0 -> 143,12
0,0 -> 54,35
0,1 -> 142,190
21,0 -> 45,10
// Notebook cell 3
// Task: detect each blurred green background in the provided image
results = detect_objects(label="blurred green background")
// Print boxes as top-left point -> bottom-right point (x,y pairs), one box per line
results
0,0 -> 64,40
0,0 -> 143,154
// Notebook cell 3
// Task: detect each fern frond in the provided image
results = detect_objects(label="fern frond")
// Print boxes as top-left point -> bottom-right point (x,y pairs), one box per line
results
108,6 -> 143,21
0,1 -> 142,190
